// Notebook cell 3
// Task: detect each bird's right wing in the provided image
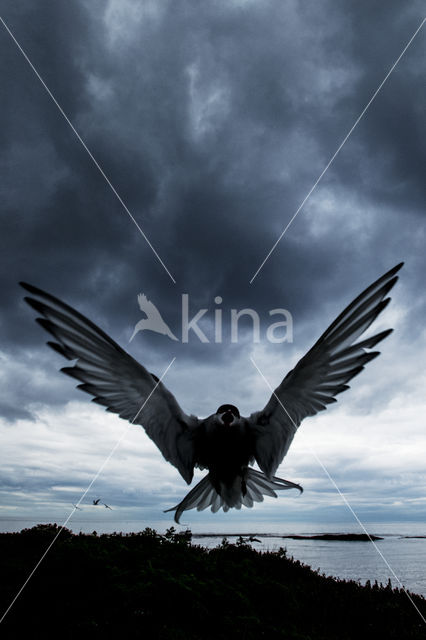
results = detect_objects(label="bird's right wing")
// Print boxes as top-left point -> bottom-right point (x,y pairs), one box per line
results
21,283 -> 199,484
247,263 -> 403,478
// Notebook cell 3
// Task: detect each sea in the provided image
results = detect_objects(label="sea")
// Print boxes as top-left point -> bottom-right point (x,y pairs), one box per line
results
1,519 -> 425,598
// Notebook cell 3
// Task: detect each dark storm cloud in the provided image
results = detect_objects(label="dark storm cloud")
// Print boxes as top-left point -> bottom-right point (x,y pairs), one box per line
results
0,0 -> 425,422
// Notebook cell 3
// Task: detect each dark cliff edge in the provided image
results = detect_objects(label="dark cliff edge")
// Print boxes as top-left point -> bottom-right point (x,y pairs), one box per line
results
0,524 -> 424,639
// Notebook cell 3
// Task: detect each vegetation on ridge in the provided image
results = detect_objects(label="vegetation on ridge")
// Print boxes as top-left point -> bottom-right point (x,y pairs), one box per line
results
0,524 -> 424,639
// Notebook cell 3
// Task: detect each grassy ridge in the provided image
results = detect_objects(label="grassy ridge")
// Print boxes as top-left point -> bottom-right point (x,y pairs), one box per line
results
0,524 -> 425,639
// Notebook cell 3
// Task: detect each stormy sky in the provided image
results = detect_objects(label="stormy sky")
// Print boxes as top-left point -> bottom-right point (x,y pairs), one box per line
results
1,1 -> 425,532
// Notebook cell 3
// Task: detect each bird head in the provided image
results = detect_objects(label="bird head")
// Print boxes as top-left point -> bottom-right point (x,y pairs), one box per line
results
216,404 -> 240,426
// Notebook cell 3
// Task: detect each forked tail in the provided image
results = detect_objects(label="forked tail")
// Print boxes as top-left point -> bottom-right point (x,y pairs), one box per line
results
164,468 -> 303,524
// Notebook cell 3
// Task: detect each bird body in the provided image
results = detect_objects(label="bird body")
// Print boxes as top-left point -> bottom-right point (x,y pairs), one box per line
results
21,263 -> 403,523
194,416 -> 254,504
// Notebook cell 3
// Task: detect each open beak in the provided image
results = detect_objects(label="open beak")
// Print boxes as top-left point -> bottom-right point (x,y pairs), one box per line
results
221,410 -> 234,425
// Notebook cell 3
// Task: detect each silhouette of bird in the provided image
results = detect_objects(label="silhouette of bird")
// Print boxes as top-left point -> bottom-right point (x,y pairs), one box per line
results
72,504 -> 82,510
92,498 -> 101,505
129,293 -> 178,342
103,503 -> 112,510
21,263 -> 402,523
241,535 -> 261,543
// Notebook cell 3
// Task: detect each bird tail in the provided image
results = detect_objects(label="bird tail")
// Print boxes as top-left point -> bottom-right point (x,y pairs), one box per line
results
164,469 -> 302,524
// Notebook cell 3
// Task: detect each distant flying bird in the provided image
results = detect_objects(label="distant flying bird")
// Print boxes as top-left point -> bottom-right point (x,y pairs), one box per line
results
103,503 -> 112,510
72,504 -> 82,510
21,263 -> 402,523
92,498 -> 101,505
129,293 -> 178,342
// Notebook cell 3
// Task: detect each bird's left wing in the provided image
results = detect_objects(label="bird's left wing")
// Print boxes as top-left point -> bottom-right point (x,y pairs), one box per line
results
20,283 -> 199,484
247,263 -> 403,479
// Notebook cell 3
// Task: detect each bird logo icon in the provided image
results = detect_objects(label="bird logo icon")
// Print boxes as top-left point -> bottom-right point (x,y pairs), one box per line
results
129,294 -> 178,342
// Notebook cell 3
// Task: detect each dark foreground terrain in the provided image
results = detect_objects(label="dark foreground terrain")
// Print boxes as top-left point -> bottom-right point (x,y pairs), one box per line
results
0,525 -> 424,639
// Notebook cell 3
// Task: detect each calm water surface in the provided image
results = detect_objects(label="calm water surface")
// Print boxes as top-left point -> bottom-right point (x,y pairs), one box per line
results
2,518 -> 425,597
194,522 -> 426,598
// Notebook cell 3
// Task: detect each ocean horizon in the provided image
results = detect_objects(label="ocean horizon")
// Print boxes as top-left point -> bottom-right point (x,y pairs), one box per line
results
2,518 -> 425,598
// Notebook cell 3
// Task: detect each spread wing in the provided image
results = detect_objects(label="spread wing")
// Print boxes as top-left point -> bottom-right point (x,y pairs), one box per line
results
20,282 -> 199,484
248,263 -> 403,478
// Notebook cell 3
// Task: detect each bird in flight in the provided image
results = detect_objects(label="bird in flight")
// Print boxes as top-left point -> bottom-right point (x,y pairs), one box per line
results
129,293 -> 178,342
92,498 -> 101,505
103,503 -> 112,510
21,263 -> 402,523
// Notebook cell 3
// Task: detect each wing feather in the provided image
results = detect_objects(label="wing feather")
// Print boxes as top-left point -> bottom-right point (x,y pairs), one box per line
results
20,282 -> 198,483
248,263 -> 403,478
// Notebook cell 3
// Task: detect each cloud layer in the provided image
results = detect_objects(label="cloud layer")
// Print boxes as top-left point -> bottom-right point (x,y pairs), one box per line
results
1,1 -> 425,529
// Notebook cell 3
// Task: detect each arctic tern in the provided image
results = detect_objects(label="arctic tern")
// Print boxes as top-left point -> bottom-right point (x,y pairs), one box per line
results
21,263 -> 402,523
